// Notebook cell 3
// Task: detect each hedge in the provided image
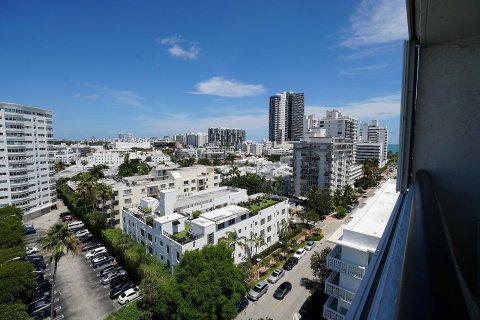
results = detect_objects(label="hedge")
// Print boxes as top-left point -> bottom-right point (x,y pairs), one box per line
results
255,225 -> 303,260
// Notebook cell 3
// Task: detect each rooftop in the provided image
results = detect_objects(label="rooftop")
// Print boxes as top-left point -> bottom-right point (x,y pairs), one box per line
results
175,187 -> 242,210
154,212 -> 185,224
328,179 -> 399,252
238,196 -> 280,214
200,205 -> 250,224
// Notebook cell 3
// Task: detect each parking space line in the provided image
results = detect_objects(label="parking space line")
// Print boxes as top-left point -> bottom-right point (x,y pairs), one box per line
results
272,299 -> 283,311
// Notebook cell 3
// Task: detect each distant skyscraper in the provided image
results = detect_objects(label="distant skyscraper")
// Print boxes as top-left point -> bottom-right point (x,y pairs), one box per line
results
208,127 -> 245,147
0,102 -> 56,216
185,132 -> 208,148
269,92 -> 304,144
360,120 -> 388,163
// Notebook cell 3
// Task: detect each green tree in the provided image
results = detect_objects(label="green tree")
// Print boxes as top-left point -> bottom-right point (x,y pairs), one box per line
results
225,230 -> 240,256
221,172 -> 272,195
197,157 -> 212,166
96,183 -> 114,225
54,161 -> 65,173
81,159 -> 88,172
307,188 -> 335,217
310,247 -> 332,280
0,303 -> 30,320
174,243 -> 246,320
42,222 -> 81,318
89,164 -> 107,180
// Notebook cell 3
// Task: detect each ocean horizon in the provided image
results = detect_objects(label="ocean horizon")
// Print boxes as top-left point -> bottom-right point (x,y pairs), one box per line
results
388,144 -> 399,153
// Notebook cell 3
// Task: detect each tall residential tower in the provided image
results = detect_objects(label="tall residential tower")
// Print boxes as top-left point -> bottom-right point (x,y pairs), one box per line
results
269,92 -> 304,144
0,102 -> 56,216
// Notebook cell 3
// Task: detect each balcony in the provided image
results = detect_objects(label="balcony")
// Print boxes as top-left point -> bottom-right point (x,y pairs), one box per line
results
323,296 -> 347,320
325,271 -> 356,304
327,246 -> 366,280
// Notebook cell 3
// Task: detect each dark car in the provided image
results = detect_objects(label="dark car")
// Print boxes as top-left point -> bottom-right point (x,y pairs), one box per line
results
35,279 -> 52,291
92,255 -> 114,268
110,281 -> 136,299
99,264 -> 119,277
109,274 -> 129,288
30,306 -> 55,320
31,288 -> 51,302
282,257 -> 298,271
59,212 -> 70,218
236,296 -> 249,313
34,272 -> 44,282
273,281 -> 292,300
28,297 -> 51,313
79,234 -> 94,243
24,226 -> 37,235
26,256 -> 46,269
82,242 -> 101,252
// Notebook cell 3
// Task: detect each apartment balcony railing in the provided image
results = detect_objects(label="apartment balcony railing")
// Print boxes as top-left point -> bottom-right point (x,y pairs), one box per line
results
323,296 -> 347,320
327,246 -> 366,280
325,271 -> 356,304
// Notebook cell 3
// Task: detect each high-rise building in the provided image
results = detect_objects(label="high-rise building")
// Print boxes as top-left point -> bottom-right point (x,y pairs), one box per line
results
208,127 -> 245,147
269,92 -> 304,144
359,120 -> 388,164
305,110 -> 358,142
292,136 -> 354,197
185,132 -> 208,148
0,102 -> 56,216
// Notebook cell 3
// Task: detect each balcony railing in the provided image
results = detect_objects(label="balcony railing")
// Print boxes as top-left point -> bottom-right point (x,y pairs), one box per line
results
323,296 -> 347,320
327,246 -> 366,280
325,271 -> 356,304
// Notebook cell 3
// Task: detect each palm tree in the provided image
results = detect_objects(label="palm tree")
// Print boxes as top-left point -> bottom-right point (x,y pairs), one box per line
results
42,222 -> 81,318
225,230 -> 239,257
81,159 -> 88,172
89,164 -> 105,180
273,176 -> 284,195
249,231 -> 265,259
96,183 -> 114,226
78,180 -> 96,213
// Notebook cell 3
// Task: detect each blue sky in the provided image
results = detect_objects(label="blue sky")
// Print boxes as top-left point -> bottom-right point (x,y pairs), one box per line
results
0,0 -> 407,143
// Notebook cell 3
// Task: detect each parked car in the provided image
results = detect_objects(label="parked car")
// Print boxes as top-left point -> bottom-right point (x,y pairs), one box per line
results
91,252 -> 109,264
283,257 -> 298,271
99,264 -> 120,277
118,287 -> 139,305
92,256 -> 114,268
35,279 -> 52,291
363,192 -> 368,198
110,281 -> 136,299
85,247 -> 106,260
59,212 -> 70,218
304,241 -> 315,251
26,256 -> 46,269
24,225 -> 36,235
247,281 -> 269,301
294,248 -> 306,259
26,246 -> 40,255
28,297 -> 51,314
31,288 -> 51,302
75,229 -> 90,238
30,305 -> 55,320
273,281 -> 292,300
82,242 -> 101,252
267,268 -> 285,284
236,296 -> 249,314
101,269 -> 127,285
109,274 -> 129,288
33,272 -> 44,282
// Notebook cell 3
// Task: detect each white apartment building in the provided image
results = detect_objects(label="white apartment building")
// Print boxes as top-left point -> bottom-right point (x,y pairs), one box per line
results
305,110 -> 358,142
54,146 -> 80,164
114,141 -> 151,150
359,120 -> 388,163
95,165 -> 222,227
84,151 -> 124,165
122,191 -> 289,271
150,152 -> 170,163
185,132 -> 208,148
356,142 -> 386,167
269,92 -> 304,143
323,180 -> 398,320
292,136 -> 354,196
0,102 -> 56,216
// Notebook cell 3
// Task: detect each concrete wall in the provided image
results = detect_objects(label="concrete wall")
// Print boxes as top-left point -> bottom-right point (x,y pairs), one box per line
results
412,35 -> 480,288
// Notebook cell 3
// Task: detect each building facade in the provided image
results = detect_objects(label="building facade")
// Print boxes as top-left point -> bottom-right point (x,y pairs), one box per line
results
359,120 -> 388,164
208,127 -> 245,147
269,92 -> 304,144
292,136 -> 354,197
122,192 -> 289,271
0,102 -> 56,216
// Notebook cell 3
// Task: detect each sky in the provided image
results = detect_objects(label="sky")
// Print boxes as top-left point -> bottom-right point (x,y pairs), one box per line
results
0,0 -> 408,143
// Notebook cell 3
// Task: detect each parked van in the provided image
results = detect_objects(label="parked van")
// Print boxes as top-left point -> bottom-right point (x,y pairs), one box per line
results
85,247 -> 107,260
67,221 -> 84,231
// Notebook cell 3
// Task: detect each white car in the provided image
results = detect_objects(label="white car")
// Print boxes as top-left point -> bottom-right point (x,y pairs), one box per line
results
294,248 -> 306,259
85,247 -> 106,260
75,229 -> 90,238
304,241 -> 315,251
267,268 -> 285,284
118,287 -> 139,305
26,246 -> 40,255
363,193 -> 368,198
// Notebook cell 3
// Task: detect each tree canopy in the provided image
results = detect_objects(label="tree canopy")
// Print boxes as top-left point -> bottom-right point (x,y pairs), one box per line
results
306,188 -> 335,217
311,247 -> 332,280
221,172 -> 272,195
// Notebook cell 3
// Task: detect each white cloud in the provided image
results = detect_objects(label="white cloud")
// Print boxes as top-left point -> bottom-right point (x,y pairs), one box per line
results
306,93 -> 401,121
340,63 -> 389,76
341,0 -> 407,49
190,76 -> 266,98
89,86 -> 145,108
156,35 -> 199,60
73,93 -> 100,101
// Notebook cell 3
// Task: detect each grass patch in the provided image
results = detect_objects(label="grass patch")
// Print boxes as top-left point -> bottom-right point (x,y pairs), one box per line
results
173,222 -> 190,240
240,198 -> 279,213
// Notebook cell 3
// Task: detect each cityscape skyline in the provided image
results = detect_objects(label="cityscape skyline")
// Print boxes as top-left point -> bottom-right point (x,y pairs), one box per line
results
0,0 -> 407,143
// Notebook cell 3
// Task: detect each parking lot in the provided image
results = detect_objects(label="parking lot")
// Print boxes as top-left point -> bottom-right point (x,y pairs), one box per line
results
25,201 -> 124,320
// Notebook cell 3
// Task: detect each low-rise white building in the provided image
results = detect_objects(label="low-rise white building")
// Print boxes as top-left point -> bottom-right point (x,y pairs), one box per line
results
122,191 -> 289,271
323,180 -> 399,320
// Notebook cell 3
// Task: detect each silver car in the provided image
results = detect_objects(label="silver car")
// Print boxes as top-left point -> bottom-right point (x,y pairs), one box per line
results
247,281 -> 268,301
267,268 -> 285,284
304,241 -> 315,251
